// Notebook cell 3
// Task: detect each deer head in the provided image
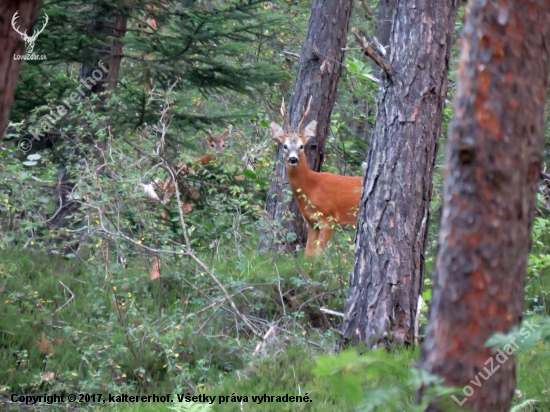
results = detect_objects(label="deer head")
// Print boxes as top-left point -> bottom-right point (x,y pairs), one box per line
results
270,97 -> 317,167
12,11 -> 49,55
205,125 -> 232,154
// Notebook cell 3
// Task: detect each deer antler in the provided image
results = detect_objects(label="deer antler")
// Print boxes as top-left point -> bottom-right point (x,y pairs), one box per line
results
11,11 -> 28,39
297,96 -> 313,134
280,98 -> 292,132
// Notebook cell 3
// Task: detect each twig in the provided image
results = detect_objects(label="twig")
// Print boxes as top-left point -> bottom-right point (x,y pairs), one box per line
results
320,308 -> 344,317
250,317 -> 326,351
185,287 -> 254,320
282,51 -> 300,59
354,33 -> 396,78
361,72 -> 381,85
360,0 -> 374,16
187,250 -> 262,338
373,36 -> 387,56
253,325 -> 276,355
53,281 -> 75,315
274,262 -> 286,316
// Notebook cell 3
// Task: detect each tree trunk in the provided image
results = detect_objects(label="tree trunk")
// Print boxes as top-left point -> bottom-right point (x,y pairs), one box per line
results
51,2 -> 127,248
0,0 -> 42,139
340,0 -> 458,347
78,2 -> 127,97
372,0 -> 392,79
263,0 -> 353,251
353,0 -> 394,144
419,1 -> 550,411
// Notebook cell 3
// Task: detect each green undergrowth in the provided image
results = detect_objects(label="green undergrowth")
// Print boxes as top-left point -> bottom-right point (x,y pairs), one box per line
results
209,345 -> 361,411
515,348 -> 550,410
0,244 -> 353,409
0,244 -> 548,411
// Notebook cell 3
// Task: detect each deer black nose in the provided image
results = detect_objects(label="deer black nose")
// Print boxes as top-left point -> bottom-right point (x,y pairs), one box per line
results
288,156 -> 298,165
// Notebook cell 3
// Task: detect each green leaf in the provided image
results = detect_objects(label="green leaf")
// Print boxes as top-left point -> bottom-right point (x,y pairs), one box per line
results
243,169 -> 256,179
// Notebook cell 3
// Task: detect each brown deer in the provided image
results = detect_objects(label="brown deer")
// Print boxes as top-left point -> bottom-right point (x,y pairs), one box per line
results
270,99 -> 362,257
158,126 -> 231,213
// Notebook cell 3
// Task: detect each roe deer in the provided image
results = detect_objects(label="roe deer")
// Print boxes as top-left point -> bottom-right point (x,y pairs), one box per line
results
270,98 -> 362,257
159,126 -> 231,213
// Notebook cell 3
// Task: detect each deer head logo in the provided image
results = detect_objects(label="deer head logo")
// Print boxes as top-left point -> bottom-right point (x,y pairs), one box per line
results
12,11 -> 49,55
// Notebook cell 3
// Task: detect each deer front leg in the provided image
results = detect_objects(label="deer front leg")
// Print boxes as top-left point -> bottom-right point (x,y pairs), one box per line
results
305,224 -> 320,258
316,224 -> 333,256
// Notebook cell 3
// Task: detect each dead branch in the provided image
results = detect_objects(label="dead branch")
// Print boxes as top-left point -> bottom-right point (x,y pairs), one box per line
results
185,287 -> 254,320
360,0 -> 373,17
53,281 -> 75,315
253,325 -> 276,355
282,51 -> 300,59
319,308 -> 344,317
354,33 -> 396,79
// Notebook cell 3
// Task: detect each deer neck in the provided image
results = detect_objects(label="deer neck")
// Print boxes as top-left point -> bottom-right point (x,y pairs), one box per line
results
199,154 -> 214,165
286,152 -> 314,197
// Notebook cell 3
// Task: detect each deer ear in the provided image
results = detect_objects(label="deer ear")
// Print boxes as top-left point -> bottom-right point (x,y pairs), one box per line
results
205,135 -> 214,144
217,128 -> 231,142
302,120 -> 317,142
270,122 -> 285,144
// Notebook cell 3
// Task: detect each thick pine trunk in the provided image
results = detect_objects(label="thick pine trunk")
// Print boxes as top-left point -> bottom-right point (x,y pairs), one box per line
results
0,0 -> 42,139
419,1 -> 550,411
263,0 -> 353,251
340,0 -> 458,347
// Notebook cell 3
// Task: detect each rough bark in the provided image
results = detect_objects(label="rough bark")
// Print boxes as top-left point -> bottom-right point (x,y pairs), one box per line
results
0,0 -> 42,139
340,0 -> 459,346
263,0 -> 353,251
419,1 -> 550,411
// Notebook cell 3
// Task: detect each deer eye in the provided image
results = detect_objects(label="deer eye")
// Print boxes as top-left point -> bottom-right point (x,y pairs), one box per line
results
299,145 -> 304,149
283,145 -> 288,150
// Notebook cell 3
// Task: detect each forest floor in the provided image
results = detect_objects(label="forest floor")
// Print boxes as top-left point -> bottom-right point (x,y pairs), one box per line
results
0,246 -> 548,411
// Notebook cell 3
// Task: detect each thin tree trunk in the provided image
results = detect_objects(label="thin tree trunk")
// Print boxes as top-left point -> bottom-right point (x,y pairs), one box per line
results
419,1 -> 550,411
340,0 -> 458,347
354,0 -> 393,148
0,0 -> 42,139
372,0 -> 392,79
263,0 -> 353,251
78,2 -> 127,96
51,2 -> 127,246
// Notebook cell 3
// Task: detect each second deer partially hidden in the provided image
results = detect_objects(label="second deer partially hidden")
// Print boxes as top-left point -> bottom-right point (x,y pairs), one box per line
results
142,127 -> 231,215
270,99 -> 362,257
